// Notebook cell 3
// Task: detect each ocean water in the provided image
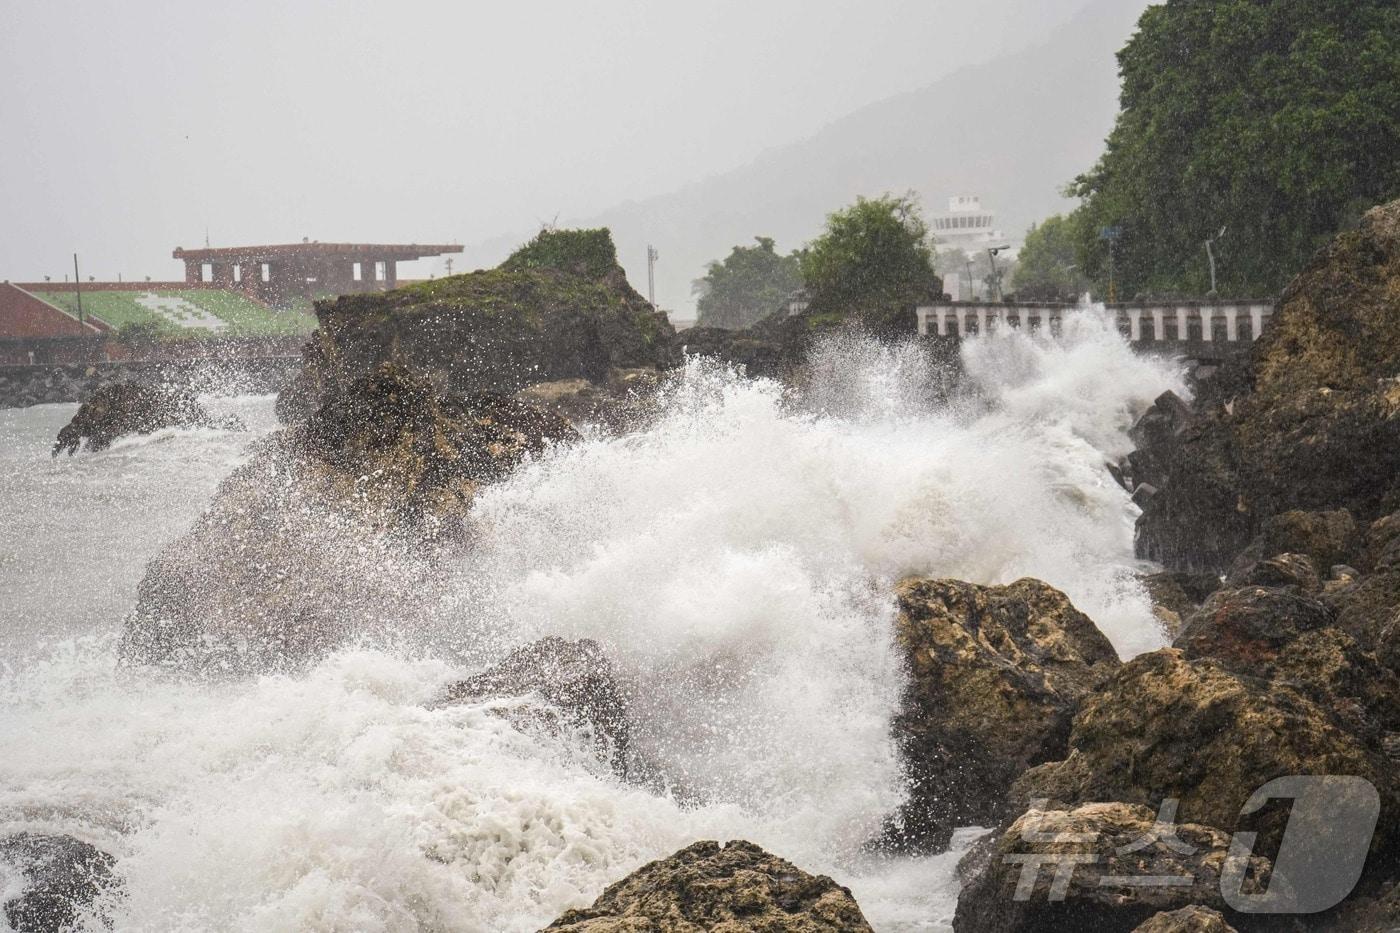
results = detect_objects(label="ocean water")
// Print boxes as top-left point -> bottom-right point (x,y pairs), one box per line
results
0,314 -> 1187,931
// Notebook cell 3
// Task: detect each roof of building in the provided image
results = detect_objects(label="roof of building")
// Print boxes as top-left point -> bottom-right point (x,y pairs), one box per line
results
0,284 -> 111,340
172,242 -> 464,262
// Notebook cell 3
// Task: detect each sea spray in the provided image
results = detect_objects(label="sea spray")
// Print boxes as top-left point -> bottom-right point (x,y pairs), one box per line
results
0,316 -> 1187,929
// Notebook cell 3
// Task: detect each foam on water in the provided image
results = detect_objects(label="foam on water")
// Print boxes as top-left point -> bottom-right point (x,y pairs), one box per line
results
0,316 -> 1187,930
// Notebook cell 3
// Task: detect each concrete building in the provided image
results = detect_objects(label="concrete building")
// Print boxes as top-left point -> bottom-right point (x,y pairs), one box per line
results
173,241 -> 464,306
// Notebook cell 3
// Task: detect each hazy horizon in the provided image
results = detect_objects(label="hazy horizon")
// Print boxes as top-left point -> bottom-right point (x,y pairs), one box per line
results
2,0 -> 1135,308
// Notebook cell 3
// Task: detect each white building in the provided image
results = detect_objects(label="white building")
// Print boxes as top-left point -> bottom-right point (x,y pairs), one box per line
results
932,196 -> 1016,301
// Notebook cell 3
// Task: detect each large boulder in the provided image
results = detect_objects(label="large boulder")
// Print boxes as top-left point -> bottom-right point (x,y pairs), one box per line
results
1012,649 -> 1398,854
543,839 -> 873,932
0,833 -> 117,933
52,381 -> 243,455
1324,513 -> 1400,649
121,364 -> 576,673
280,228 -> 675,420
886,578 -> 1120,852
439,637 -> 630,776
1133,198 -> 1400,573
951,802 -> 1267,933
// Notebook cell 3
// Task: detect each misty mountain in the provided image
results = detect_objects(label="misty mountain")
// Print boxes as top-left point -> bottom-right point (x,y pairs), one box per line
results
463,0 -> 1150,318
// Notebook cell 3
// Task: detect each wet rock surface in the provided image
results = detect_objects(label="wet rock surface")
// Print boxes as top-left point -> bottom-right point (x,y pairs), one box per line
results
886,578 -> 1120,851
952,802 -> 1267,933
440,637 -> 631,776
1130,199 -> 1400,573
1130,906 -> 1238,933
121,364 -> 576,673
52,381 -> 243,455
0,833 -> 117,933
543,839 -> 874,932
1010,648 -> 1399,854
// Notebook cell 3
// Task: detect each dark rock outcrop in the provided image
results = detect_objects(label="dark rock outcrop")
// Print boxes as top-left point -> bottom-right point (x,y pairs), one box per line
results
52,381 -> 243,455
886,578 -> 1120,852
952,802 -> 1267,933
1131,906 -> 1238,933
512,368 -> 662,432
1012,649 -> 1398,854
1140,572 -> 1222,640
121,365 -> 576,673
440,637 -> 630,776
0,833 -> 116,933
544,839 -> 873,931
1224,510 -> 1360,586
279,229 -> 675,420
1132,198 -> 1400,573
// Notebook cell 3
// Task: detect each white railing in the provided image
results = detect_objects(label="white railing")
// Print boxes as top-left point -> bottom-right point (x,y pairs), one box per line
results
915,302 -> 1274,343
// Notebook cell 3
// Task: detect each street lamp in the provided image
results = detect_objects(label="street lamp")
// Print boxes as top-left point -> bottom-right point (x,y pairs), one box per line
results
986,245 -> 1011,302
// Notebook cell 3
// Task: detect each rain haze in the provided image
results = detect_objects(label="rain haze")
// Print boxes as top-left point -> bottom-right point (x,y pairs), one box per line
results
2,0 -> 1147,313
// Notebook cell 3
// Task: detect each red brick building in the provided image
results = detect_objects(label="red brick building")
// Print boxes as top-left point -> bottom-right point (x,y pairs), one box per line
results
173,241 -> 464,306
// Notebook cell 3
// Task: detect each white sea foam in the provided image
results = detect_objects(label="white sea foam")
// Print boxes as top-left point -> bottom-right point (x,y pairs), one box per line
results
0,316 -> 1186,930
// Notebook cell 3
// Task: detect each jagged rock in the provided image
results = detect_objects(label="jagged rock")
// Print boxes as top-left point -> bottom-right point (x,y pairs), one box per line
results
52,381 -> 243,455
1131,906 -> 1238,933
1325,567 -> 1400,650
1363,511 -> 1400,572
279,229 -> 676,420
1133,199 -> 1400,573
1230,552 -> 1321,591
885,578 -> 1120,852
1325,880 -> 1400,932
1175,586 -> 1335,661
951,802 -> 1267,933
121,364 -> 576,673
544,839 -> 873,931
439,637 -> 630,776
1012,649 -> 1398,854
1225,510 -> 1360,585
513,368 -> 662,431
1140,572 -> 1222,640
0,833 -> 116,933
1175,587 -> 1400,743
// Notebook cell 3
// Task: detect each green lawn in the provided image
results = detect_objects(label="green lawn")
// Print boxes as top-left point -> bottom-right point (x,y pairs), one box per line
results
31,289 -> 317,338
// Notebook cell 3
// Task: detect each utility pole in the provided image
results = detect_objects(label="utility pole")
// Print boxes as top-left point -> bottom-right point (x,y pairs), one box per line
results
646,245 -> 659,308
73,254 -> 84,325
445,257 -> 454,277
1205,225 -> 1227,298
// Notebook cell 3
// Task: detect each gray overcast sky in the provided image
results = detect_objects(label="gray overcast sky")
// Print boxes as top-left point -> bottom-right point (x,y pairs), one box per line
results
1,0 -> 1097,282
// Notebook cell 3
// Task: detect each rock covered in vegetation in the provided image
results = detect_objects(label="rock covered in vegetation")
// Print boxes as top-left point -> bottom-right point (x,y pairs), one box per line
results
1131,198 -> 1400,572
52,381 -> 243,455
1139,571 -> 1221,640
544,839 -> 873,932
1012,648 -> 1398,853
280,228 -> 675,420
439,637 -> 630,776
952,802 -> 1266,933
1130,906 -> 1238,933
1224,509 -> 1360,585
886,578 -> 1120,851
0,833 -> 117,933
122,364 -> 576,673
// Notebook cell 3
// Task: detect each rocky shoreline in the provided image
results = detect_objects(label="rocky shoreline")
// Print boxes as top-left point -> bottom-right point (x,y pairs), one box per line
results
23,204 -> 1400,930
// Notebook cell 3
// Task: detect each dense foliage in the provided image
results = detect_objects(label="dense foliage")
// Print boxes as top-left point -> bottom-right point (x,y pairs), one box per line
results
801,194 -> 941,332
1069,0 -> 1400,298
693,237 -> 804,330
1012,215 -> 1088,301
501,227 -> 621,281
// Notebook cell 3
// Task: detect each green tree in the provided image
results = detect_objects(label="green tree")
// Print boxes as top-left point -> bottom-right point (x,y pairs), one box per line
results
693,237 -> 804,329
1012,215 -> 1088,301
801,193 -> 942,333
1069,0 -> 1400,298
